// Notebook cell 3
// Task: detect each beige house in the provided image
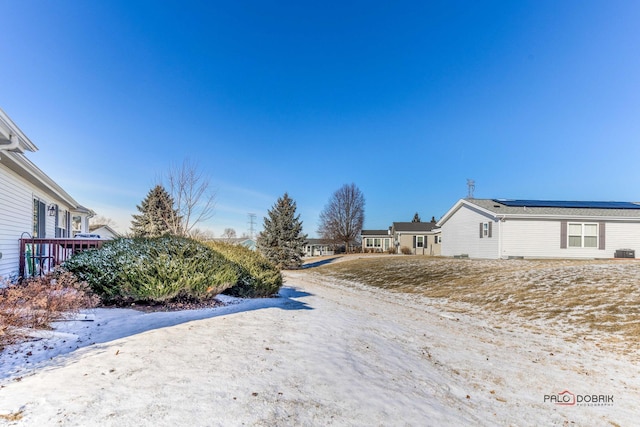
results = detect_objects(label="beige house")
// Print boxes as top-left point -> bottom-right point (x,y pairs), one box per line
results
361,220 -> 441,255
391,222 -> 441,255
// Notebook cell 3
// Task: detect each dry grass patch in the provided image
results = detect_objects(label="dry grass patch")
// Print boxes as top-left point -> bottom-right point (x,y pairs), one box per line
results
313,256 -> 640,354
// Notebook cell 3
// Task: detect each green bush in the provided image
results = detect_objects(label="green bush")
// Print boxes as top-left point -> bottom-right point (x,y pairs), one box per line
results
63,236 -> 238,304
205,241 -> 282,298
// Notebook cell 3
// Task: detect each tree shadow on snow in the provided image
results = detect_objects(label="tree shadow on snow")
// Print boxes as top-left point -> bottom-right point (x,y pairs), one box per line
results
302,256 -> 341,269
0,286 -> 313,382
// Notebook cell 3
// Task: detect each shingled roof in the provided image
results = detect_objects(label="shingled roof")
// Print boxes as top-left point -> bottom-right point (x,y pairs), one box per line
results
392,222 -> 439,232
469,199 -> 640,218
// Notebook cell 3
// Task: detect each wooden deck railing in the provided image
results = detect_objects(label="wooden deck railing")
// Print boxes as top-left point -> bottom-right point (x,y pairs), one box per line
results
19,238 -> 105,278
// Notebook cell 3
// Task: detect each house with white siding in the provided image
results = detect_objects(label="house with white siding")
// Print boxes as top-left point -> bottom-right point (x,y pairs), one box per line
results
303,239 -> 335,257
1,108 -> 94,280
437,198 -> 640,259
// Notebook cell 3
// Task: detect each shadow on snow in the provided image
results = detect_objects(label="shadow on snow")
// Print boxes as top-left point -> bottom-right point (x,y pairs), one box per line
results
0,286 -> 313,382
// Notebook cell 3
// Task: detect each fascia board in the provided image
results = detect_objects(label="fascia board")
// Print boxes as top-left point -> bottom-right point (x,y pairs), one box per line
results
500,213 -> 640,222
4,150 -> 80,207
437,199 -> 497,226
0,108 -> 38,152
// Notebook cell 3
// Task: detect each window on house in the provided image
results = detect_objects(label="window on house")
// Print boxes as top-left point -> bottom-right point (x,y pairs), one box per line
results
479,222 -> 493,238
72,215 -> 82,235
364,238 -> 382,248
33,198 -> 46,237
416,236 -> 424,248
568,223 -> 598,248
56,208 -> 70,238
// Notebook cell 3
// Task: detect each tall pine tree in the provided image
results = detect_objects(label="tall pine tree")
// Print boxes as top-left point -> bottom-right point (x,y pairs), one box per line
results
130,185 -> 181,237
257,193 -> 307,269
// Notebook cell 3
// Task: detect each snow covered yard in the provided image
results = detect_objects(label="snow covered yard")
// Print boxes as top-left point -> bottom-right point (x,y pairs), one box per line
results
1,259 -> 639,426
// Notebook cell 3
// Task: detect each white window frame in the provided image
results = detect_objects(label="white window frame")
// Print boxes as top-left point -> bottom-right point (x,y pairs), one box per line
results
416,236 -> 424,248
365,238 -> 382,248
568,223 -> 598,248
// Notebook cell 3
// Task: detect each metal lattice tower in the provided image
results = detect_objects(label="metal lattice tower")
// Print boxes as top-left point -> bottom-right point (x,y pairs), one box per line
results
248,213 -> 257,239
467,179 -> 475,199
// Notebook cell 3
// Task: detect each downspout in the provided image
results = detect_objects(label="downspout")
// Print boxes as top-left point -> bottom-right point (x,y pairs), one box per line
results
498,215 -> 506,259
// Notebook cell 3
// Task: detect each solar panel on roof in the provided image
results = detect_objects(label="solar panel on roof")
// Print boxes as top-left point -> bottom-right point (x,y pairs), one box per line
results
493,200 -> 640,209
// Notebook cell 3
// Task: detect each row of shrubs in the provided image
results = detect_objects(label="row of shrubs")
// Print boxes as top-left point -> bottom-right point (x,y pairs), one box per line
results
362,246 -> 414,255
62,236 -> 282,305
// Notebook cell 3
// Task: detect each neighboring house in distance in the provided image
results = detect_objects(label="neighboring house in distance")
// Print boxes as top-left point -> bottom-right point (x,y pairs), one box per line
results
438,198 -> 640,259
361,220 -> 441,255
391,221 -> 441,256
361,229 -> 392,253
89,224 -> 121,240
211,237 -> 257,251
0,108 -> 94,279
302,239 -> 335,257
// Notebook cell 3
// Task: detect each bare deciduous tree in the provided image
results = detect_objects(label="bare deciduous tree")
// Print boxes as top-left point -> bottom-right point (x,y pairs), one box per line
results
164,159 -> 217,237
221,228 -> 237,242
317,183 -> 365,253
189,228 -> 216,241
89,215 -> 117,228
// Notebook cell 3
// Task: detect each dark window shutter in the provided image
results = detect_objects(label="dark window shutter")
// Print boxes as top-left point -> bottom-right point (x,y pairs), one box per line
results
560,221 -> 567,249
599,222 -> 606,250
488,221 -> 493,238
479,222 -> 483,238
413,236 -> 416,248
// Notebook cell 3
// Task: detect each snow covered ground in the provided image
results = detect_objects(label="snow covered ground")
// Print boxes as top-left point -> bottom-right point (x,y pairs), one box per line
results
1,268 -> 638,426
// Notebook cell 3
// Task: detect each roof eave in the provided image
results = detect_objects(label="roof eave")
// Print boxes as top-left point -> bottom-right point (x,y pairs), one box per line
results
0,108 -> 38,153
3,150 -> 81,208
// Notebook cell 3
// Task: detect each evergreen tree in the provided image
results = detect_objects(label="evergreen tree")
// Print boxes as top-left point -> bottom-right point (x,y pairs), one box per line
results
257,193 -> 307,269
130,185 -> 181,237
412,212 -> 421,222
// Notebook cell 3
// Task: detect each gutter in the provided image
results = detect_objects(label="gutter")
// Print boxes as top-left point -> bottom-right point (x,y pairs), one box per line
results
0,134 -> 20,151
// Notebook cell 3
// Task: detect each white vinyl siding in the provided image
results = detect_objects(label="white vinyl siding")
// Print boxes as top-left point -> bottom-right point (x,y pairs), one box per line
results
440,204 -> 499,258
1,165 -> 36,279
501,219 -> 638,259
441,199 -> 640,260
0,162 -> 74,279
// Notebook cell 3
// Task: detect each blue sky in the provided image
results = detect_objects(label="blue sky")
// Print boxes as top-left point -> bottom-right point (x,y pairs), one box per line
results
2,1 -> 640,237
